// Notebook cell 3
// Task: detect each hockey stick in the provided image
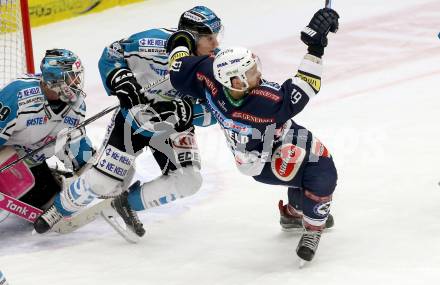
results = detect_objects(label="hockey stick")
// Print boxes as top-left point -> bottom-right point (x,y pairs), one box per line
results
0,104 -> 118,173
0,190 -> 138,242
0,75 -> 170,173
325,0 -> 332,8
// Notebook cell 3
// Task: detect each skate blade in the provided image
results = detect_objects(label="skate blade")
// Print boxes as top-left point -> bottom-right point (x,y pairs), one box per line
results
281,226 -> 333,233
281,226 -> 303,233
298,258 -> 309,268
101,208 -> 140,244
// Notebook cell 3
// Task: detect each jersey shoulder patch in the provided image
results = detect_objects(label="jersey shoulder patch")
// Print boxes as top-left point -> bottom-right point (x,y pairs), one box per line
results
260,79 -> 281,91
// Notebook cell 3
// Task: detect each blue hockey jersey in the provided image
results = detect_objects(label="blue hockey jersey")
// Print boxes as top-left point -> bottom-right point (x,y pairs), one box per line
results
170,53 -> 323,176
98,28 -> 216,136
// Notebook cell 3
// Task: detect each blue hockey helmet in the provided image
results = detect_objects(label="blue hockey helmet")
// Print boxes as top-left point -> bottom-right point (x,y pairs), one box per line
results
40,48 -> 85,104
178,6 -> 223,35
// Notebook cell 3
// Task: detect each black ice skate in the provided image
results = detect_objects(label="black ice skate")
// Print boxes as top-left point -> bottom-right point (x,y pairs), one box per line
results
111,189 -> 146,237
278,200 -> 334,231
34,204 -> 63,234
296,228 -> 322,264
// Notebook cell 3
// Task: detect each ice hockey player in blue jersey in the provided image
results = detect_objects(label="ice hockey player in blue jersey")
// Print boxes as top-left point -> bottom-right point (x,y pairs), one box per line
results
163,8 -> 339,263
34,6 -> 222,235
0,49 -> 94,220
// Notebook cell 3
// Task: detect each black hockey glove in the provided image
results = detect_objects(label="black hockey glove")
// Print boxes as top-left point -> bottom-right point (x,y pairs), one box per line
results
145,97 -> 193,132
107,68 -> 147,109
301,8 -> 339,57
165,30 -> 197,55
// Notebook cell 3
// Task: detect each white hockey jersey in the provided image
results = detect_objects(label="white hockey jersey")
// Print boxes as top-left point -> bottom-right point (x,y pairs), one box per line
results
0,75 -> 93,169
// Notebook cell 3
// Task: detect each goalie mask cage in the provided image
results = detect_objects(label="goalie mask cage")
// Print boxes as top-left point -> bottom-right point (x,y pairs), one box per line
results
0,0 -> 34,88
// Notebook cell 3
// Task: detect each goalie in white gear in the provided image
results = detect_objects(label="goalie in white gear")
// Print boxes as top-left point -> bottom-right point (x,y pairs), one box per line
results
34,6 -> 223,236
0,49 -> 94,222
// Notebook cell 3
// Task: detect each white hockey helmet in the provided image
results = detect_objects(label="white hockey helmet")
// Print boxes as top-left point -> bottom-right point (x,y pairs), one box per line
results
213,47 -> 261,92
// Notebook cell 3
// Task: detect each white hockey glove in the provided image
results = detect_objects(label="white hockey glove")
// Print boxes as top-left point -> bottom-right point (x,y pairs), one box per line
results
234,150 -> 268,176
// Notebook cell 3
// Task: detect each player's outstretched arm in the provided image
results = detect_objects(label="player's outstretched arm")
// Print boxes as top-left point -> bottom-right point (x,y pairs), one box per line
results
276,8 -> 339,122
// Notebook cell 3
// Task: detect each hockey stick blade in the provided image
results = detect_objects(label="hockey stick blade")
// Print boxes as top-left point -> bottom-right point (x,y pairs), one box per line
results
52,199 -> 113,234
53,198 -> 140,243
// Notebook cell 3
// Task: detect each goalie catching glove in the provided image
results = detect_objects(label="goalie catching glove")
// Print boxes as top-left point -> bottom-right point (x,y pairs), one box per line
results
107,68 -> 147,109
301,8 -> 339,57
142,97 -> 193,132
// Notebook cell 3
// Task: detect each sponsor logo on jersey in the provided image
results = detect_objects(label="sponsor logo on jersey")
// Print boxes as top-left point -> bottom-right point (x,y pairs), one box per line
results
17,86 -> 42,100
26,116 -> 48,126
260,80 -> 281,91
139,38 -> 166,47
249,89 -> 281,102
18,96 -> 45,107
63,116 -> 80,127
196,72 -> 218,97
271,143 -> 306,181
231,111 -> 274,124
224,129 -> 249,145
217,100 -> 228,112
148,64 -> 168,76
171,132 -> 197,149
310,136 -> 331,159
139,47 -> 167,55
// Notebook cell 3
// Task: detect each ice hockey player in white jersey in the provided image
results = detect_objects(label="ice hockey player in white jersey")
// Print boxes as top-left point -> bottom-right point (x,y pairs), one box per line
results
0,49 -> 94,221
34,6 -> 222,235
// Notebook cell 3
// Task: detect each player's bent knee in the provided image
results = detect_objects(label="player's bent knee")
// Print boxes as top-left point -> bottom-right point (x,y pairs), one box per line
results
173,166 -> 202,197
85,167 -> 121,196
